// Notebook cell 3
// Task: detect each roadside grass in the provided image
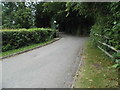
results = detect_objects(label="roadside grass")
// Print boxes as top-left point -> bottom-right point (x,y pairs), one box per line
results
74,41 -> 118,88
1,39 -> 55,58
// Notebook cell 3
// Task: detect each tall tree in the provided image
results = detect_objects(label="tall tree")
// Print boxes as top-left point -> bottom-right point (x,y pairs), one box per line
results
2,2 -> 35,29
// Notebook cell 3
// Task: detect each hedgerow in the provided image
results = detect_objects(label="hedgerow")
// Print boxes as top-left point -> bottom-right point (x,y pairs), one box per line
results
2,28 -> 57,52
89,3 -> 120,65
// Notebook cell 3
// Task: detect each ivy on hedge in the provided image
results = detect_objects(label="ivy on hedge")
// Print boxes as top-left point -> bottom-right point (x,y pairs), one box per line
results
2,28 -> 57,52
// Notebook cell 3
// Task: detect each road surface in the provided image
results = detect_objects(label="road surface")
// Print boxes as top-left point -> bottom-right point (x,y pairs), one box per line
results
2,34 -> 87,88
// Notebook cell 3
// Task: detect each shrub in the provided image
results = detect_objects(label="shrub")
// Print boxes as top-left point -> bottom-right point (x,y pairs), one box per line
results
2,28 -> 57,52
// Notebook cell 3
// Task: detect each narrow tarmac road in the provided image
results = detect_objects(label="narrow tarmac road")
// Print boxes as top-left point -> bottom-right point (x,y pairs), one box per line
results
2,34 -> 87,88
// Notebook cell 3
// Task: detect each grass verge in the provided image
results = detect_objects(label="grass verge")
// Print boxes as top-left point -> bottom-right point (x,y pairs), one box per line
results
1,39 -> 55,58
74,41 -> 118,88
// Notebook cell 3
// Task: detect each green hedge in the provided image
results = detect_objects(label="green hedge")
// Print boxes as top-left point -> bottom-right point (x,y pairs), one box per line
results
90,20 -> 120,64
2,28 -> 57,52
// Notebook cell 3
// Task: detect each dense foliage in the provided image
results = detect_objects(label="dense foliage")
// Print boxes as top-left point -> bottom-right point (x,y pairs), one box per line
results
2,2 -> 120,63
2,2 -> 35,29
63,2 -> 120,63
89,3 -> 120,63
2,28 -> 57,52
2,2 -> 93,35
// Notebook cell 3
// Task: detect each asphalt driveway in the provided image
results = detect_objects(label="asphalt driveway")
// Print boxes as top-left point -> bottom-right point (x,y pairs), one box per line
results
2,34 -> 87,88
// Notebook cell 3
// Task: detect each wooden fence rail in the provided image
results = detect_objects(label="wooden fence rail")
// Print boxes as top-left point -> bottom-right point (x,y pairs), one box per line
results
97,46 -> 114,59
98,41 -> 118,52
94,33 -> 120,61
94,33 -> 110,39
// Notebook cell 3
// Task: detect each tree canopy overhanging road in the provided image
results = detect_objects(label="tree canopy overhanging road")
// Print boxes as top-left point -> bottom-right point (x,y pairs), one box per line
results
1,2 -> 120,88
2,34 -> 87,88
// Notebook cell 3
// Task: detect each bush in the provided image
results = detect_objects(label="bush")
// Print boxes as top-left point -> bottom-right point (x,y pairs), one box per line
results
2,28 -> 57,52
